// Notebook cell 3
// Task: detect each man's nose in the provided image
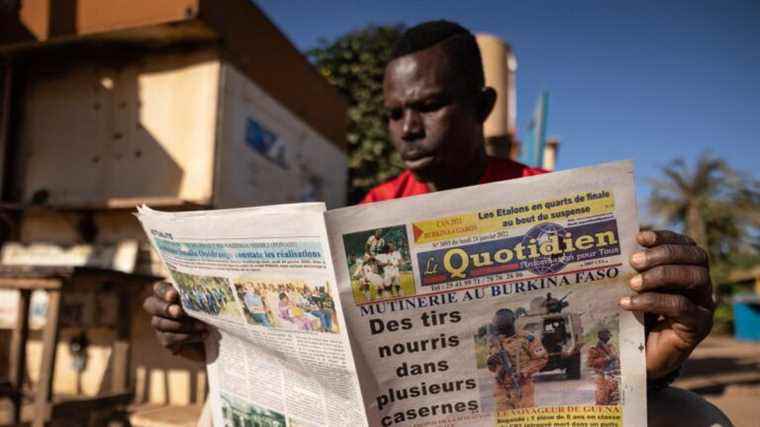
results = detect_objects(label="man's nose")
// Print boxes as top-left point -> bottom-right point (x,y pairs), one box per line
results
401,110 -> 423,141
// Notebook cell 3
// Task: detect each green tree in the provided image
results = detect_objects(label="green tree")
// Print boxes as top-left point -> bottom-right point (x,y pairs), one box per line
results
649,153 -> 759,333
308,25 -> 405,204
649,152 -> 759,272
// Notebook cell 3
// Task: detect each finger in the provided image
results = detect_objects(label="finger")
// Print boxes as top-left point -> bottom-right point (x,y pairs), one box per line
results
154,281 -> 179,302
637,230 -> 696,248
619,292 -> 710,329
629,265 -> 710,293
151,316 -> 208,334
143,295 -> 184,319
155,331 -> 207,349
630,244 -> 708,270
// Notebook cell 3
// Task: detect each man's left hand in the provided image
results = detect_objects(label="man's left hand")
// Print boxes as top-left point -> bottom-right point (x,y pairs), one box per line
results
620,230 -> 715,379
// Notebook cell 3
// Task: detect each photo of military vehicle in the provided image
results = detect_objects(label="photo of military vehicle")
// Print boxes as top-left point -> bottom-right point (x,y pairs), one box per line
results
516,293 -> 584,379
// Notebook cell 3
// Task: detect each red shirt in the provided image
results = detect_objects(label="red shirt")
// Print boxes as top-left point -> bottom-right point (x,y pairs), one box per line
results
360,157 -> 547,204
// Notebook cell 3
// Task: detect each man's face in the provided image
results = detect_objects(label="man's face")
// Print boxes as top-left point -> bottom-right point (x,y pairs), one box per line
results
383,44 -> 482,183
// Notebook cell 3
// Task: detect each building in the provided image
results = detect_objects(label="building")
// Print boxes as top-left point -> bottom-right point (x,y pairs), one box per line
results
0,0 -> 348,419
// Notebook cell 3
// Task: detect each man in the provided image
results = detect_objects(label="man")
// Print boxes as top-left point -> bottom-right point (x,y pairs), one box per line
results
242,287 -> 271,327
376,241 -> 404,297
365,229 -> 386,257
351,254 -> 372,300
486,308 -> 548,410
144,20 -> 727,425
587,328 -> 620,405
304,287 -> 333,332
353,253 -> 385,301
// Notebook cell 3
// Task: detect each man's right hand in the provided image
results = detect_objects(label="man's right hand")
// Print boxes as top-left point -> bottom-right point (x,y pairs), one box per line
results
143,281 -> 208,362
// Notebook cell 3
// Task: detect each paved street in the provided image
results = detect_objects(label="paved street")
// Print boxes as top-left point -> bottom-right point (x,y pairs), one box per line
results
675,335 -> 760,427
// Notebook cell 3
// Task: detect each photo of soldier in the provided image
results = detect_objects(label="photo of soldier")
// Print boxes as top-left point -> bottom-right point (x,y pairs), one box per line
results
542,292 -> 569,314
473,285 -> 625,410
168,269 -> 244,322
232,278 -> 339,333
587,327 -> 621,405
343,225 -> 415,303
485,308 -> 549,410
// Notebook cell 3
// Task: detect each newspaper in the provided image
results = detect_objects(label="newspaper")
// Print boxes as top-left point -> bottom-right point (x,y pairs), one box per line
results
137,161 -> 646,427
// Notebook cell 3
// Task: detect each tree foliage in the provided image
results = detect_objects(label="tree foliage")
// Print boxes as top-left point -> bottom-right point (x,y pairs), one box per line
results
649,152 -> 760,277
307,25 -> 405,204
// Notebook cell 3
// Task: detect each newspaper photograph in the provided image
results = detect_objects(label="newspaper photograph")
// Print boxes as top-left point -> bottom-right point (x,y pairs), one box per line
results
326,160 -> 646,426
137,203 -> 367,427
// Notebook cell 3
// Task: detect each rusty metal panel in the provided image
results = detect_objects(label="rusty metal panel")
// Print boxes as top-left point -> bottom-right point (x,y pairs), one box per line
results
17,49 -> 220,208
16,0 -> 199,41
1,0 -> 347,152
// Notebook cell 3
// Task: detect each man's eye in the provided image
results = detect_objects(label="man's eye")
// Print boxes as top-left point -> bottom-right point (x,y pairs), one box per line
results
386,109 -> 402,121
419,100 -> 445,113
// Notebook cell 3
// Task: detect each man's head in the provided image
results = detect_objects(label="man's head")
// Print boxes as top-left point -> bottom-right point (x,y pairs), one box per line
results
492,308 -> 517,337
384,20 -> 496,187
598,328 -> 611,343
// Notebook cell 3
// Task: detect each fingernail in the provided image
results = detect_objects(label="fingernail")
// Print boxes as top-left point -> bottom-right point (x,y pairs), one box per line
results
641,230 -> 656,245
630,275 -> 643,290
168,305 -> 181,317
619,296 -> 632,307
631,252 -> 646,266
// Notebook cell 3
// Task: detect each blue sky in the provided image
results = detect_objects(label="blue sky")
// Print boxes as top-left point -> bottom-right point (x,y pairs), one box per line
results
255,0 -> 758,220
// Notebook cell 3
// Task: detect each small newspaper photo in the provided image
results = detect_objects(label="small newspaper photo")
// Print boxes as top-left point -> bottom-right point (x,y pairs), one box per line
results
137,160 -> 647,427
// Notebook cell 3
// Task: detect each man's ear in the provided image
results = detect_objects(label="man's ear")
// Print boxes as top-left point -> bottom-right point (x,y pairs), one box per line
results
477,87 -> 497,123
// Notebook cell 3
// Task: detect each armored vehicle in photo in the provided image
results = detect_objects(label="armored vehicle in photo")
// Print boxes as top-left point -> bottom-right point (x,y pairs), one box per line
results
516,293 -> 584,379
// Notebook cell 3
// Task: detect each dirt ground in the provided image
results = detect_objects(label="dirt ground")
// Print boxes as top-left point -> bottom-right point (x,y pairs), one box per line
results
674,334 -> 760,427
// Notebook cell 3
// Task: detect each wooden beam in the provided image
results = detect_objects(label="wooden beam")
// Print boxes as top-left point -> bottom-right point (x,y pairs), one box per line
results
111,289 -> 132,394
32,288 -> 62,427
50,392 -> 134,419
8,289 -> 30,426
0,277 -> 61,290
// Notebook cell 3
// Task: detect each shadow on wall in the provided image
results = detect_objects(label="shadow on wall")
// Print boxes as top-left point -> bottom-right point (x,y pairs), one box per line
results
10,43 -> 187,207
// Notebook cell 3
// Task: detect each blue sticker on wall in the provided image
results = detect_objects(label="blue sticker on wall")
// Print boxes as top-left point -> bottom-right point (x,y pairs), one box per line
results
245,117 -> 289,169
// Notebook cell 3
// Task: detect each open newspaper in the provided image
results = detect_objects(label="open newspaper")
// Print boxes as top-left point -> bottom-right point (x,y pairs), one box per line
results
137,161 -> 646,427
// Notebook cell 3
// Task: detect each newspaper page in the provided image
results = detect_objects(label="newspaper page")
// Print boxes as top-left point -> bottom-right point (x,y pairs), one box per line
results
137,203 -> 367,427
325,161 -> 646,427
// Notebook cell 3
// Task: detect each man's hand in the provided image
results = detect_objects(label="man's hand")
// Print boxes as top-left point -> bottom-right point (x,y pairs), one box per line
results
620,230 -> 715,379
143,281 -> 208,363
